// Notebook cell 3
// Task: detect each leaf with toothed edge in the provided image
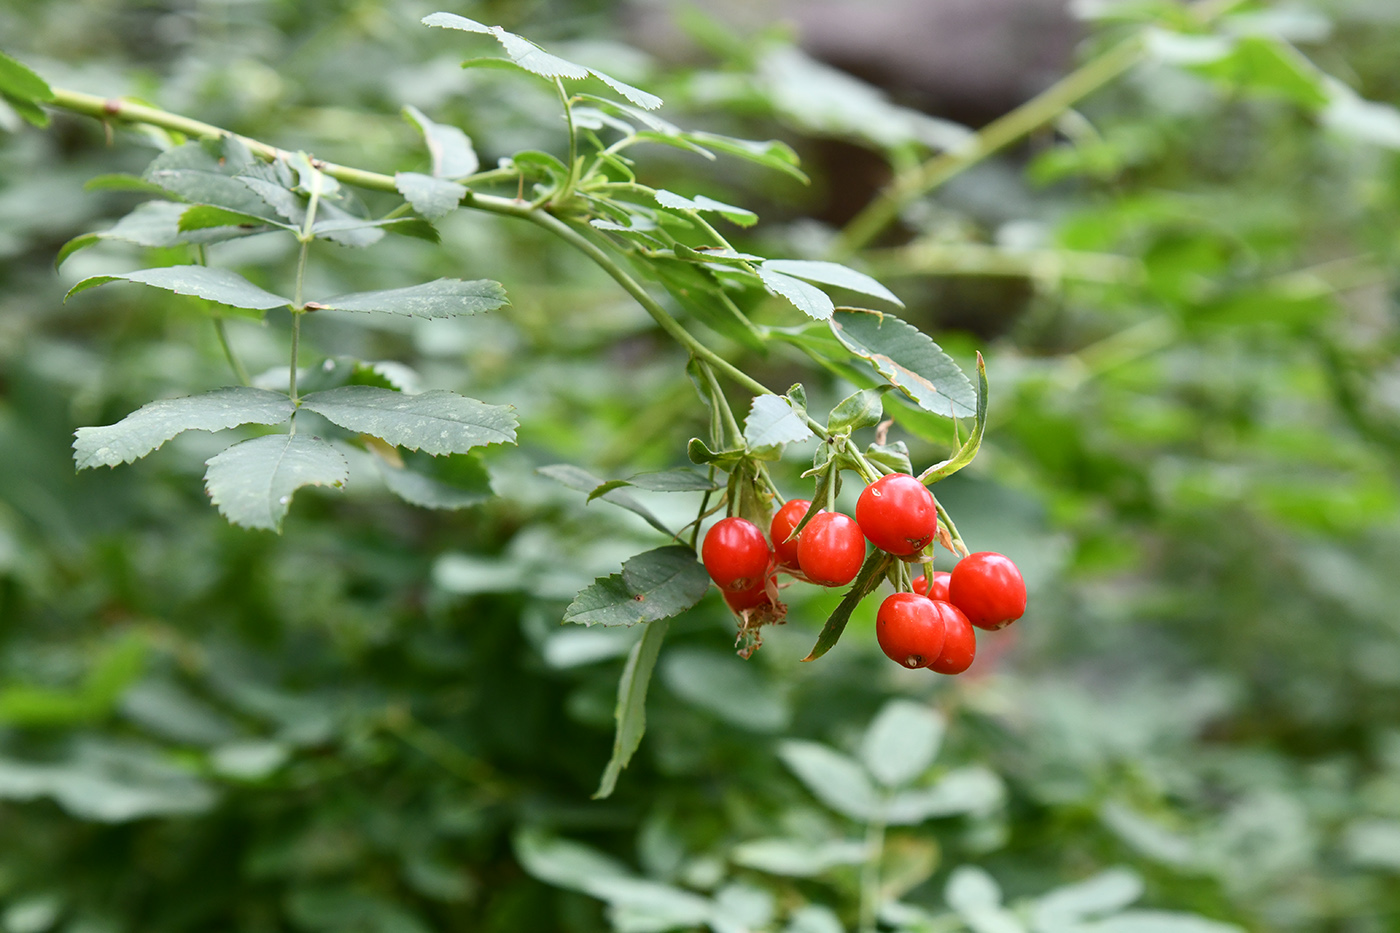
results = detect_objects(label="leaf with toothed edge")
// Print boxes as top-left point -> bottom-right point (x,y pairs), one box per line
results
563,547 -> 710,627
66,266 -> 293,311
920,352 -> 988,484
759,267 -> 835,320
299,387 -> 517,456
308,278 -> 507,319
402,105 -> 479,179
830,309 -> 976,419
762,260 -> 902,307
395,172 -> 466,220
73,387 -> 296,470
204,434 -> 349,532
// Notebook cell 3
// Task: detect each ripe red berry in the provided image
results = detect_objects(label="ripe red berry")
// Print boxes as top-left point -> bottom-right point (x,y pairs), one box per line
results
796,511 -> 865,587
770,498 -> 812,571
948,552 -> 1026,630
927,599 -> 976,674
876,592 -> 947,668
856,474 -> 938,557
913,570 -> 952,601
702,517 -> 771,593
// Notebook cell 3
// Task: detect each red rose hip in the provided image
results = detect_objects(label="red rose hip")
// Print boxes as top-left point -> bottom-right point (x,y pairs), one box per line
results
948,552 -> 1026,630
913,570 -> 951,601
875,592 -> 947,668
797,512 -> 865,587
702,517 -> 771,592
770,498 -> 812,571
856,474 -> 938,557
927,600 -> 976,674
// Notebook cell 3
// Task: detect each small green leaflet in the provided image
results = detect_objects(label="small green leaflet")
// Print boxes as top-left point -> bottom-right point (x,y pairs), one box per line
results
299,386 -> 517,456
684,132 -> 808,183
422,13 -> 662,110
395,172 -> 466,221
307,278 -> 508,319
372,454 -> 494,510
761,259 -> 903,307
178,205 -> 292,233
0,50 -> 53,128
56,201 -> 263,269
563,546 -> 711,627
759,267 -> 834,320
66,266 -> 293,312
653,189 -> 757,227
802,551 -> 892,662
920,352 -> 988,483
204,434 -> 348,532
587,469 -> 718,501
537,463 -> 673,537
830,309 -> 977,419
402,104 -> 479,179
594,618 -> 668,799
744,395 -> 812,449
826,387 -> 889,435
74,387 -> 295,469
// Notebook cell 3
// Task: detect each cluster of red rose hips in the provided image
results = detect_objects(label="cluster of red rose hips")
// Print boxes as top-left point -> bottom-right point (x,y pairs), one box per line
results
701,473 -> 1025,674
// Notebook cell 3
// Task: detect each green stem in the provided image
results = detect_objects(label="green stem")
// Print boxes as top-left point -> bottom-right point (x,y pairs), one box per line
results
832,34 -> 1145,257
858,813 -> 887,933
698,359 -> 745,448
935,499 -> 969,558
555,79 -> 579,204
212,318 -> 251,386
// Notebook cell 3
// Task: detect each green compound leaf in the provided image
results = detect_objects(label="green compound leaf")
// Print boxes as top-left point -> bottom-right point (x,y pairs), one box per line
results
762,259 -> 902,308
563,546 -> 710,627
203,434 -> 348,532
802,551 -> 892,662
653,189 -> 757,227
538,463 -> 673,537
594,618 -> 668,799
394,172 -> 466,221
66,266 -> 293,311
308,278 -> 508,319
402,104 -> 479,179
74,387 -> 296,470
299,386 -> 517,456
830,309 -> 976,419
744,394 -> 813,450
759,267 -> 835,320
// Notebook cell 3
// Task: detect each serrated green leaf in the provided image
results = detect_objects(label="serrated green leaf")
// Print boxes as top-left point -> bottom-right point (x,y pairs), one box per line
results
147,169 -> 285,220
67,266 -> 293,311
778,740 -> 879,821
763,259 -> 903,307
537,464 -> 673,536
57,201 -> 265,269
203,434 -> 348,531
920,352 -> 988,483
74,387 -> 295,470
867,441 -> 912,475
744,395 -> 812,449
760,267 -> 835,320
642,256 -> 765,353
588,68 -> 662,111
395,172 -> 466,220
831,309 -> 976,418
594,618 -> 668,799
299,386 -> 516,456
421,12 -> 494,34
827,387 -> 889,435
236,175 -> 305,224
0,50 -> 53,104
802,551 -> 892,662
308,278 -> 507,319
563,546 -> 709,627
309,214 -> 439,246
861,700 -> 946,788
654,189 -> 757,226
589,469 -> 717,501
178,204 -> 290,233
682,131 -> 809,183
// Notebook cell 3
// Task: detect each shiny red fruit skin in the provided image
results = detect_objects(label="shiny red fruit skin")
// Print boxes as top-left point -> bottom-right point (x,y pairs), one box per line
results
927,599 -> 976,674
770,499 -> 813,571
875,592 -> 947,669
948,552 -> 1026,630
796,512 -> 866,586
856,474 -> 938,557
725,575 -> 776,611
913,571 -> 952,601
702,517 -> 771,592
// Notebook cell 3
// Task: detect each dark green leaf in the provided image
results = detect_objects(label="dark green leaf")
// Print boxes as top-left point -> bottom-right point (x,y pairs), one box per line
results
372,453 -> 494,509
74,387 -> 295,469
203,434 -> 348,531
830,309 -> 976,418
0,50 -> 53,104
594,618 -> 668,799
686,437 -> 747,470
299,386 -> 517,455
309,278 -> 508,319
563,546 -> 709,627
67,266 -> 293,311
178,204 -> 290,233
588,469 -> 717,501
538,464 -> 673,536
147,169 -> 284,220
802,551 -> 892,662
642,257 -> 765,353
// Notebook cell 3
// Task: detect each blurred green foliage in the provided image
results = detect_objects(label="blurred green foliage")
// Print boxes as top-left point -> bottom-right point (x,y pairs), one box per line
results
4,0 -> 1400,931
